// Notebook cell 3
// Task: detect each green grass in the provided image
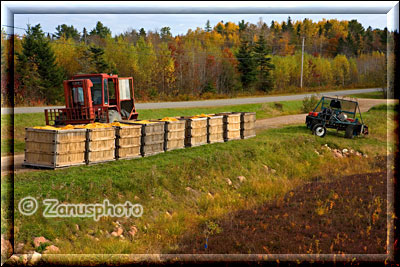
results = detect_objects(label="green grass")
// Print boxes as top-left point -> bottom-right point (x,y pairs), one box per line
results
2,104 -> 396,256
344,91 -> 385,99
1,100 -> 303,155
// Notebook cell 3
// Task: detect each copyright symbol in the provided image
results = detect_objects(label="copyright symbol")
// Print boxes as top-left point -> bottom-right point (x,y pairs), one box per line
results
18,196 -> 38,216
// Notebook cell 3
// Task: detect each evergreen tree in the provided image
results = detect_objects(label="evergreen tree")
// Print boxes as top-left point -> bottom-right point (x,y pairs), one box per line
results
87,46 -> 111,73
160,26 -> 172,41
17,24 -> 64,104
55,24 -> 80,40
139,28 -> 146,38
89,21 -> 111,38
81,27 -> 88,44
205,20 -> 212,32
238,20 -> 247,33
236,39 -> 257,90
253,34 -> 274,92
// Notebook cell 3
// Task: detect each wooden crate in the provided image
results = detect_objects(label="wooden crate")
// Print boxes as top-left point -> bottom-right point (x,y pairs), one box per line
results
114,124 -> 142,159
226,130 -> 241,140
86,128 -> 116,164
87,127 -> 115,140
116,145 -> 141,159
242,129 -> 256,139
164,139 -> 185,151
24,151 -> 86,168
87,149 -> 115,163
180,117 -> 208,147
24,128 -> 87,168
208,133 -> 225,143
185,135 -> 207,147
215,113 -> 241,141
124,122 -> 165,157
235,112 -> 256,139
116,136 -> 141,147
207,115 -> 224,143
154,119 -> 186,151
141,141 -> 164,157
25,128 -> 86,143
25,140 -> 86,154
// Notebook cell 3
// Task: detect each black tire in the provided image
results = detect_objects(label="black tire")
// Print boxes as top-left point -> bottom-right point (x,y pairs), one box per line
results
312,124 -> 327,137
345,125 -> 355,139
108,110 -> 122,122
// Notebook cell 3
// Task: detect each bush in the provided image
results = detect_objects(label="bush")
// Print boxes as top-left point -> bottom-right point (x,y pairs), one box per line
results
302,94 -> 319,113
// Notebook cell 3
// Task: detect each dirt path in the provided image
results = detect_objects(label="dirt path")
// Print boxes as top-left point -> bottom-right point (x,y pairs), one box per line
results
2,98 -> 397,176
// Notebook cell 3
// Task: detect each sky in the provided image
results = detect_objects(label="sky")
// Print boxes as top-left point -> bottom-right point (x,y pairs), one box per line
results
2,2 -> 397,36
12,13 -> 388,37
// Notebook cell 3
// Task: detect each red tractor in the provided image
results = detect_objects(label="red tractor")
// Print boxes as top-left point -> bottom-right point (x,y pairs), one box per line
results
45,73 -> 138,125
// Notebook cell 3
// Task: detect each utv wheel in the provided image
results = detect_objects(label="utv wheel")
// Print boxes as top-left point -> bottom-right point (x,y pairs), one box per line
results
312,124 -> 326,137
345,125 -> 355,139
108,110 -> 122,122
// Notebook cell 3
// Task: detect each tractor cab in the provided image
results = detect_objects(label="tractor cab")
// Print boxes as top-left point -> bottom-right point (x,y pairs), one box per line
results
45,74 -> 138,125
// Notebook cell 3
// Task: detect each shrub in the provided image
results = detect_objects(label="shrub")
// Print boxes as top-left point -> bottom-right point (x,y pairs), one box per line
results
302,94 -> 319,113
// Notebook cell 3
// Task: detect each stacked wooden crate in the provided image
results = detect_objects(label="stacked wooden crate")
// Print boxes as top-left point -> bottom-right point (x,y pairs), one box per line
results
216,112 -> 241,141
114,124 -> 142,159
131,122 -> 165,156
238,112 -> 256,139
181,117 -> 208,147
24,128 -> 87,168
160,119 -> 186,151
86,127 -> 116,164
207,115 -> 224,144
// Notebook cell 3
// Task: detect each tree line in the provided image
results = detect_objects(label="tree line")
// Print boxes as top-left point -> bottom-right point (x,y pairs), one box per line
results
1,17 -> 389,105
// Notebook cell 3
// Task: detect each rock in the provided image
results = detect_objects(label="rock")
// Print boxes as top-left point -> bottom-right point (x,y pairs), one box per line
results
314,150 -> 320,155
196,175 -> 201,179
75,224 -> 80,231
95,238 -> 99,241
165,211 -> 172,218
270,169 -> 277,174
350,149 -> 355,154
111,231 -> 119,237
8,255 -> 20,265
333,151 -> 343,158
15,242 -> 25,254
33,236 -> 49,248
363,154 -> 368,158
1,234 -> 13,258
237,176 -> 246,183
134,195 -> 140,200
112,221 -> 119,227
185,186 -> 193,192
116,227 -> 123,236
43,245 -> 60,254
263,165 -> 269,172
119,235 -> 125,240
128,226 -> 138,238
21,254 -> 28,265
355,151 -> 362,156
30,252 -> 42,265
226,178 -> 232,186
207,192 -> 214,199
324,144 -> 328,147
342,148 -> 348,154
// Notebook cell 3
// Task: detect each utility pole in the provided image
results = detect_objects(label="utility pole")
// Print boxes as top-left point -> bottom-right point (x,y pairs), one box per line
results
300,37 -> 305,88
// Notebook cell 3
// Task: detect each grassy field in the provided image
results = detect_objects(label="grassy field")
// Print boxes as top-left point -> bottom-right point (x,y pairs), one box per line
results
1,104 -> 396,257
344,91 -> 385,99
1,100 -> 303,155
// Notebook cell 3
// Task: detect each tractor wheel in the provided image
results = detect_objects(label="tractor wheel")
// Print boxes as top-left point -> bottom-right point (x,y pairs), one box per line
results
108,110 -> 122,123
312,124 -> 327,137
345,125 -> 355,139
